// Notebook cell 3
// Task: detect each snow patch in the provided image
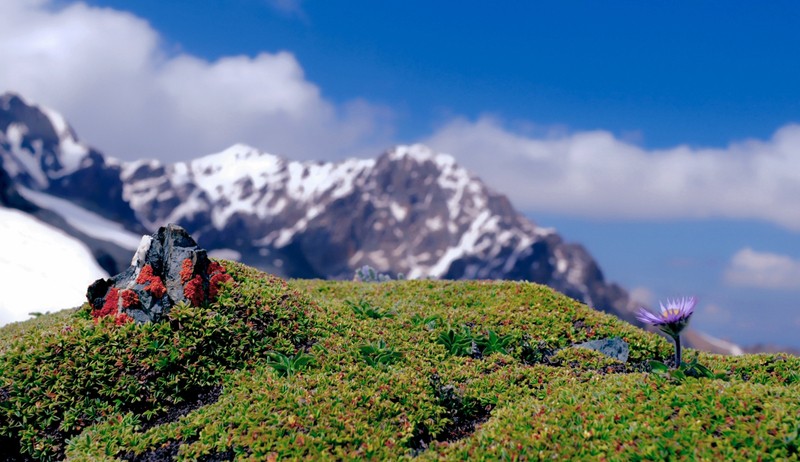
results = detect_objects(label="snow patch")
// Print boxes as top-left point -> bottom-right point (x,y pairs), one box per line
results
6,124 -> 48,188
390,144 -> 457,169
390,202 -> 407,221
18,188 -> 141,250
40,105 -> 88,175
428,210 -> 494,278
208,248 -> 242,261
425,217 -> 443,232
39,106 -> 69,136
0,207 -> 107,326
695,331 -> 744,356
54,136 -> 88,176
131,235 -> 153,267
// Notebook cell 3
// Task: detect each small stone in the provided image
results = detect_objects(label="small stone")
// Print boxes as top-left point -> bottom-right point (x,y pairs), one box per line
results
86,224 -> 231,324
575,337 -> 629,363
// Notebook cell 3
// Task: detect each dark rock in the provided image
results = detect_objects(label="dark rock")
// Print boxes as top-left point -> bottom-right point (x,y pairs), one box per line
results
575,337 -> 630,363
136,386 -> 223,433
119,439 -> 184,462
86,224 -> 232,324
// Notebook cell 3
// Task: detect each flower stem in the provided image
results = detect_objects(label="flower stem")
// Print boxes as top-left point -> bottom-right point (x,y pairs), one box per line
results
674,335 -> 682,367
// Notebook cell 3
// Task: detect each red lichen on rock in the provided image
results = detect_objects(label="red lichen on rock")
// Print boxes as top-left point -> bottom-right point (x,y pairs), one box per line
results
148,278 -> 167,299
208,261 -> 224,274
135,264 -> 154,284
208,261 -> 233,301
180,258 -> 194,284
136,264 -> 167,298
209,272 -> 233,300
114,312 -> 133,325
119,289 -> 140,308
93,287 -> 120,319
184,274 -> 205,307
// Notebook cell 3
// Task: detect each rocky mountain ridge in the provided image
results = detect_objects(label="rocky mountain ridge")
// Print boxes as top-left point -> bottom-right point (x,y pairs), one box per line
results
0,91 -> 744,354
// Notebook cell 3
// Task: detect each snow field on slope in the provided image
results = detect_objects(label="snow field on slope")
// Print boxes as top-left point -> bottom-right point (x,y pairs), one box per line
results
18,188 -> 141,250
0,207 -> 107,326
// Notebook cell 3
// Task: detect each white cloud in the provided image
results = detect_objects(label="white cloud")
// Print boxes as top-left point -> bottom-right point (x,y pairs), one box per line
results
425,116 -> 800,231
0,0 -> 391,162
724,248 -> 800,290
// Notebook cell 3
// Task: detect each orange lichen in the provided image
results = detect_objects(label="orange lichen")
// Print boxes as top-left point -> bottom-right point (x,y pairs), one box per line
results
180,258 -> 195,284
208,261 -> 233,301
119,289 -> 140,308
93,287 -> 120,319
209,272 -> 233,300
114,312 -> 133,325
137,264 -> 167,298
184,274 -> 205,307
135,264 -> 154,284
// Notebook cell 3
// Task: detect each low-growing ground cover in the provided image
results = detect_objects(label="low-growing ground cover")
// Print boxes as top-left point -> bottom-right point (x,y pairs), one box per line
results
1,261 -> 798,461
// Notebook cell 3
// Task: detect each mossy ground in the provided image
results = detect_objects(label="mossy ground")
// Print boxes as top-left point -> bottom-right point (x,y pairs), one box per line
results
1,261 -> 798,461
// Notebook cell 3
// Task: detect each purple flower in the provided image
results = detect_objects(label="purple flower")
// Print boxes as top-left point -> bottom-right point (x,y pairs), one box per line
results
637,296 -> 696,367
636,296 -> 696,337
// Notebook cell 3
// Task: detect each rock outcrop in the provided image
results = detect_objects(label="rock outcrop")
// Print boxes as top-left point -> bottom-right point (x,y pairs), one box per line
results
86,224 -> 232,324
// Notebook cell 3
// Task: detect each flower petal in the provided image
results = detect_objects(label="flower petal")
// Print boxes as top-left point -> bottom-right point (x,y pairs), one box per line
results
636,307 -> 664,326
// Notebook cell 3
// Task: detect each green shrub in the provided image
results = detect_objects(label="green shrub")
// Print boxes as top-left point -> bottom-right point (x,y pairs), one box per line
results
2,268 -> 799,461
359,339 -> 402,367
266,352 -> 315,377
0,260 -> 314,461
346,299 -> 396,320
437,325 -> 514,358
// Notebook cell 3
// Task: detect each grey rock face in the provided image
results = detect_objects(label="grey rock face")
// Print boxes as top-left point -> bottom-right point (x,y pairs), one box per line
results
575,337 -> 630,363
86,224 -> 229,324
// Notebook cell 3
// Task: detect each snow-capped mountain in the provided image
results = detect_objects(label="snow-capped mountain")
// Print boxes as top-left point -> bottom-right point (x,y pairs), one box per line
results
0,92 -> 141,230
120,142 -> 643,323
0,91 -> 742,354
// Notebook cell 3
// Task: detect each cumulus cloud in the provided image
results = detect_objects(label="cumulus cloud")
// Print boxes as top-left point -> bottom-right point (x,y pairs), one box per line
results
425,116 -> 800,231
0,0 -> 391,161
724,248 -> 800,290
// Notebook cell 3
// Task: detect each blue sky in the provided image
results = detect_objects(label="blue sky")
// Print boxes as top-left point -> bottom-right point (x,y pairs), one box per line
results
85,0 -> 800,148
2,0 -> 799,348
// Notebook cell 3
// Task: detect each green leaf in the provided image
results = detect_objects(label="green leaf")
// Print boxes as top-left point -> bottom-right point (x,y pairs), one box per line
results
649,360 -> 669,373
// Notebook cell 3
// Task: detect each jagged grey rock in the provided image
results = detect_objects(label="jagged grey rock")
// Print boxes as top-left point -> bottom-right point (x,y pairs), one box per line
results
575,337 -> 630,363
85,224 -> 222,324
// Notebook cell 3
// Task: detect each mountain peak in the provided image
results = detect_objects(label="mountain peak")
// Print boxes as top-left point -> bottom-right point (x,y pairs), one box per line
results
0,91 -> 29,109
213,143 -> 268,159
192,143 -> 283,172
0,92 -> 88,183
387,144 -> 457,168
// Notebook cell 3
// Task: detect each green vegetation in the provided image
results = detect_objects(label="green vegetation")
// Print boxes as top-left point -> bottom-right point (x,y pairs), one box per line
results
0,261 -> 798,461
